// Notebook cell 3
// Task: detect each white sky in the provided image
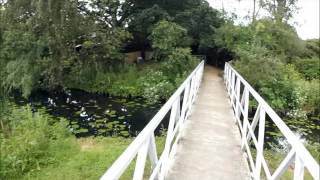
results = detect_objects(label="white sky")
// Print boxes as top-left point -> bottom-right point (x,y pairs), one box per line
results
207,0 -> 320,40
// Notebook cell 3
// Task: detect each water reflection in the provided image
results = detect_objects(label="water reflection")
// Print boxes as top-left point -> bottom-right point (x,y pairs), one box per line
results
12,89 -> 167,137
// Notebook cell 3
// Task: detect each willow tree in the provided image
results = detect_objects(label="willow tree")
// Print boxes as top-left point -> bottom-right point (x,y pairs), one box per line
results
0,0 -> 130,96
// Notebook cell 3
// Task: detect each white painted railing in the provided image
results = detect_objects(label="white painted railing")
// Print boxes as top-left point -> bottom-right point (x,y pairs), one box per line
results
100,61 -> 204,180
224,63 -> 319,180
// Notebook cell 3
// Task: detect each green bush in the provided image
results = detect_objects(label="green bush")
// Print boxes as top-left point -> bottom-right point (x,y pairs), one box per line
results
138,48 -> 197,102
138,71 -> 175,102
161,48 -> 198,81
231,43 -> 306,116
298,79 -> 320,114
215,19 -> 305,61
216,20 -> 318,118
0,106 -> 75,179
292,57 -> 320,80
149,20 -> 191,58
303,39 -> 320,57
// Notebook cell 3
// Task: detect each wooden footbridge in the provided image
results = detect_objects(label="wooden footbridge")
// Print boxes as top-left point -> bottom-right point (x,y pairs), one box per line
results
100,61 -> 320,180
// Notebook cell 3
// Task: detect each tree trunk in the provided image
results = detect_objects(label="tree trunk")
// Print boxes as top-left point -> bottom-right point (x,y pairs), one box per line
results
252,0 -> 256,22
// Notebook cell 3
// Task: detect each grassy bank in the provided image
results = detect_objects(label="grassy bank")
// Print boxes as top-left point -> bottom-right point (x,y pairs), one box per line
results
23,137 -> 131,180
0,106 -> 165,180
250,147 -> 318,179
24,137 -> 165,180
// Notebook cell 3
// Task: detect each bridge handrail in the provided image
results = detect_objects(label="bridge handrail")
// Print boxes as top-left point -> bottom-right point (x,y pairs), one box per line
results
100,61 -> 204,180
224,62 -> 319,180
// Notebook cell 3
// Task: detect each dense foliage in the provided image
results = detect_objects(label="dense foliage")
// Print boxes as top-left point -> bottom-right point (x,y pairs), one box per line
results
0,106 -> 73,178
214,16 -> 319,123
0,0 -> 217,101
0,0 -> 130,97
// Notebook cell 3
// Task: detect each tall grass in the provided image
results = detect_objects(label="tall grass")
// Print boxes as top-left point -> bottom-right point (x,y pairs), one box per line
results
0,106 -> 166,180
0,106 -> 74,179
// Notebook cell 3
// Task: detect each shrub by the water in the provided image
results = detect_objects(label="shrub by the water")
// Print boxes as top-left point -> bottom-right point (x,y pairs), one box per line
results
0,104 -> 167,179
292,57 -> 320,80
0,106 -> 75,179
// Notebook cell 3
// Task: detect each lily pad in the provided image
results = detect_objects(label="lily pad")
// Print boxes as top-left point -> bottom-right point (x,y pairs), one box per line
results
98,129 -> 108,133
75,128 -> 88,133
70,124 -> 80,129
105,110 -> 116,116
96,119 -> 106,123
89,122 -> 96,127
120,131 -> 130,137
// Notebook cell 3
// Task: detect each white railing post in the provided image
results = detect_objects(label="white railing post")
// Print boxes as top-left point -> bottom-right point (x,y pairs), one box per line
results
241,88 -> 249,150
271,149 -> 295,179
224,64 -> 227,81
228,67 -> 232,95
148,133 -> 158,170
294,155 -> 304,180
230,72 -> 236,105
159,99 -> 179,179
191,76 -> 197,104
133,140 -> 150,180
188,76 -> 196,109
195,66 -> 202,94
254,108 -> 265,179
246,105 -> 261,143
235,78 -> 241,119
225,64 -> 229,88
180,81 -> 190,128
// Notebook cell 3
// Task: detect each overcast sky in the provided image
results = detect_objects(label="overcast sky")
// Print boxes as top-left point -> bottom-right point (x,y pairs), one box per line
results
207,0 -> 320,40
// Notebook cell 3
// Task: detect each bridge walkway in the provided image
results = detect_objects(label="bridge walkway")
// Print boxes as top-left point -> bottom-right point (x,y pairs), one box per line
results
166,65 -> 249,180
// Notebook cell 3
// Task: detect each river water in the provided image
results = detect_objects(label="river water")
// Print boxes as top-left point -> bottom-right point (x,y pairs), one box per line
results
11,89 -> 166,137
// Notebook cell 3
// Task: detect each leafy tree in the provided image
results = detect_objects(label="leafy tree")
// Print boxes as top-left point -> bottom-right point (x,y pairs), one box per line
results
125,0 -> 213,52
215,18 -> 304,60
214,16 -> 317,117
261,0 -> 298,23
127,5 -> 169,51
78,0 -> 133,28
240,0 -> 298,23
174,1 -> 224,50
253,19 -> 304,58
303,39 -> 320,58
149,20 -> 190,55
130,0 -> 203,16
232,45 -> 304,114
0,0 -> 130,96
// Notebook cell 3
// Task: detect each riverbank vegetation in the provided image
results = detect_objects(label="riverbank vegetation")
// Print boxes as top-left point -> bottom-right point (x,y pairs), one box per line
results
0,106 -> 165,179
0,0 -> 222,101
215,21 -> 319,118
